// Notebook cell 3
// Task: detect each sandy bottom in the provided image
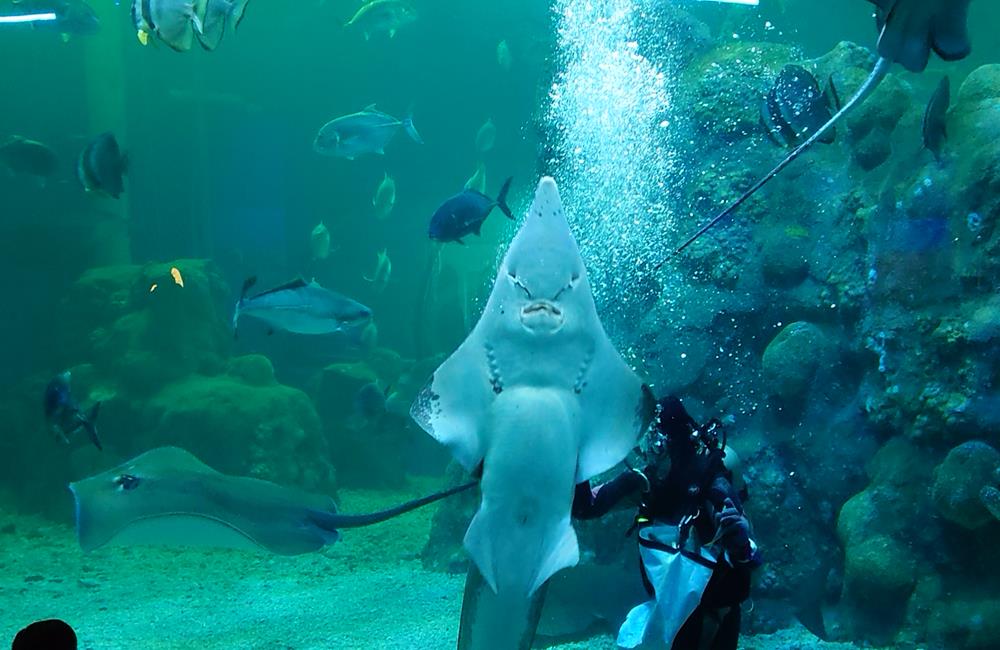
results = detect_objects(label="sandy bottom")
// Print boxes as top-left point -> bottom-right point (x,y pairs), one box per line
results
0,483 -> 866,650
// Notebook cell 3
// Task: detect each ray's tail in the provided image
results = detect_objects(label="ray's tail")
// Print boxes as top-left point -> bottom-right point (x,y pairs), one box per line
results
309,480 -> 477,531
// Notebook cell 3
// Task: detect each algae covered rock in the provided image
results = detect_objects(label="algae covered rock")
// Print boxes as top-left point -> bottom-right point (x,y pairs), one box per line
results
761,321 -> 833,402
931,440 -> 1000,529
844,534 -> 917,605
140,372 -> 333,492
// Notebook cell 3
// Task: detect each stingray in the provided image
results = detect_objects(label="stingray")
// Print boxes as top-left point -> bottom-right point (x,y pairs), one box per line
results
410,177 -> 655,649
69,446 -> 474,555
658,0 -> 973,266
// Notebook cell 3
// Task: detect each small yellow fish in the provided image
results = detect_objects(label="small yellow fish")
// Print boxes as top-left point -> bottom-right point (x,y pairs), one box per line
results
149,283 -> 158,293
137,29 -> 149,46
170,267 -> 184,287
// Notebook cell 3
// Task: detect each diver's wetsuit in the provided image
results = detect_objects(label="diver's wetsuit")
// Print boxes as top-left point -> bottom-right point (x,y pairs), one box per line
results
573,398 -> 761,650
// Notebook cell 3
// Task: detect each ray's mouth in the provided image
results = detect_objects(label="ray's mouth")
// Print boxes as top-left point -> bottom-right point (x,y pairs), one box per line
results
520,301 -> 564,332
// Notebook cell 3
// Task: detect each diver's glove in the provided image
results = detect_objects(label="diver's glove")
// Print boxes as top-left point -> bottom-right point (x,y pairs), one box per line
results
715,498 -> 752,563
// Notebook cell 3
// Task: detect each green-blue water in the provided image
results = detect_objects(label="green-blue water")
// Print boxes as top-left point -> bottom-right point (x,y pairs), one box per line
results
2,0 -> 1000,648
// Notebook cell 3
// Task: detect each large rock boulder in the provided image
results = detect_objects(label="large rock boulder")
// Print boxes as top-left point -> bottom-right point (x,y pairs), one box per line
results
931,440 -> 1000,530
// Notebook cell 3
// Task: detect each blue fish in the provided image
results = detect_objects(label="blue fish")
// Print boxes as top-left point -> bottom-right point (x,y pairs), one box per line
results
43,371 -> 102,451
428,177 -> 513,244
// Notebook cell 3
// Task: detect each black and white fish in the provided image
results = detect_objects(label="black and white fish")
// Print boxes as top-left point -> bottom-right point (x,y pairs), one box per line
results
313,104 -> 422,160
43,371 -> 102,451
761,64 -> 838,148
77,132 -> 127,199
195,0 -> 248,51
922,75 -> 950,162
131,0 -> 207,52
233,277 -> 373,337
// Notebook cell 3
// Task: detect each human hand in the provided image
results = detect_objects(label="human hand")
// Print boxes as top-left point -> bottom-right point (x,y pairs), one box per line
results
715,498 -> 751,561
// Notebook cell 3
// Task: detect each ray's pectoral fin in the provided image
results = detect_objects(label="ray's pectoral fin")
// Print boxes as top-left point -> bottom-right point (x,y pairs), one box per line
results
575,341 -> 657,483
410,336 -> 496,472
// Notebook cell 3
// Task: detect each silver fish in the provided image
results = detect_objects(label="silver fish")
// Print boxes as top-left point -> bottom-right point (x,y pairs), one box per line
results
496,39 -> 512,71
344,0 -> 416,40
233,277 -> 372,337
475,118 -> 496,154
310,221 -> 331,260
363,248 -> 391,293
132,0 -> 207,52
314,104 -> 422,160
372,172 -> 396,219
195,0 -> 249,51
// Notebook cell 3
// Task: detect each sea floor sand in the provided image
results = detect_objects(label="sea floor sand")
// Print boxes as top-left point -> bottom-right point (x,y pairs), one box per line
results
1,483 -> 868,650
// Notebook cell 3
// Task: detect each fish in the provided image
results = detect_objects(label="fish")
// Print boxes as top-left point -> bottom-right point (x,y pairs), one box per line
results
661,0 -> 974,262
761,65 -> 837,148
475,118 -> 496,154
410,177 -> 655,649
69,446 -> 476,554
363,248 -> 391,293
0,136 -> 58,181
131,0 -> 208,52
313,104 -> 422,160
922,75 -> 950,162
76,132 -> 127,199
428,177 -> 514,244
344,0 -> 416,40
496,39 -> 512,71
867,0 -> 972,73
372,172 -> 396,219
170,266 -> 184,287
310,221 -> 331,260
194,0 -> 249,51
464,162 -> 487,194
232,277 -> 373,338
43,371 -> 102,451
10,0 -> 101,38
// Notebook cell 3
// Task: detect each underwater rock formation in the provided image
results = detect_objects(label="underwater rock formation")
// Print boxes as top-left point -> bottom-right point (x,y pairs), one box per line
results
761,321 -> 834,404
931,440 -> 1000,530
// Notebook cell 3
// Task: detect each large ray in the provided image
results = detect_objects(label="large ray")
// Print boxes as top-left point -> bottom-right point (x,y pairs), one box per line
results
70,446 -> 473,555
659,0 -> 973,264
410,177 -> 655,648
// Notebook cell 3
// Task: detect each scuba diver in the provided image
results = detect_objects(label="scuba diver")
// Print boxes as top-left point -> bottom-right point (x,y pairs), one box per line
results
573,396 -> 760,650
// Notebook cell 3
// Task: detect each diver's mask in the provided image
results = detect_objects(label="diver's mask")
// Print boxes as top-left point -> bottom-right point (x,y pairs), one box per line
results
626,401 -> 673,482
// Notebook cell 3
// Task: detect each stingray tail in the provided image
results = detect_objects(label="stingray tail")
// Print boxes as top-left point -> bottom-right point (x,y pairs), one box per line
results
495,176 -> 514,220
312,480 -> 477,531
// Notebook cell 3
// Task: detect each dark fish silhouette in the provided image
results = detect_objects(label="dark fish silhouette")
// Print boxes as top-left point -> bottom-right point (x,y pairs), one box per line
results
43,371 -> 102,451
922,75 -> 950,162
77,132 -> 127,198
428,176 -> 514,244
